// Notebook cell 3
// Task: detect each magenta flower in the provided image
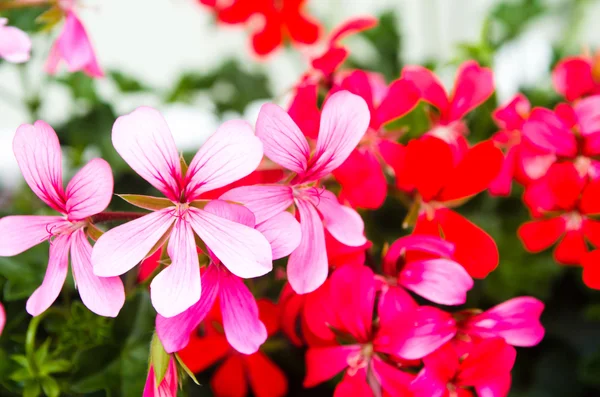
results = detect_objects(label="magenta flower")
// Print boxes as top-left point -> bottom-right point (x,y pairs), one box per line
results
0,302 -> 5,336
143,356 -> 178,397
156,200 -> 300,354
0,121 -> 124,317
91,107 -> 273,318
45,11 -> 103,78
0,18 -> 32,63
221,91 -> 370,293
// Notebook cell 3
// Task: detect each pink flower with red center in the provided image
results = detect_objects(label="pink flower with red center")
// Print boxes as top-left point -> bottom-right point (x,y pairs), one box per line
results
45,3 -> 103,78
392,135 -> 503,278
91,107 -> 273,318
410,338 -> 516,397
143,356 -> 178,397
155,200 -> 300,354
0,18 -> 31,63
304,265 -> 416,397
178,299 -> 288,397
221,91 -> 370,293
489,94 -> 532,196
520,96 -> 600,181
518,162 -> 600,265
0,121 -> 124,317
552,53 -> 600,101
401,61 -> 494,154
381,235 -> 473,306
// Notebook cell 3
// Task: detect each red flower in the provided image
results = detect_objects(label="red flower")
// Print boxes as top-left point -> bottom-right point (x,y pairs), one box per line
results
552,54 -> 600,101
519,162 -> 600,265
393,136 -> 503,278
179,299 -> 287,397
200,0 -> 321,56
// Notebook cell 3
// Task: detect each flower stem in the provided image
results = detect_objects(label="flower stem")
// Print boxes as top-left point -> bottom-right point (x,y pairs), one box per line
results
91,211 -> 146,224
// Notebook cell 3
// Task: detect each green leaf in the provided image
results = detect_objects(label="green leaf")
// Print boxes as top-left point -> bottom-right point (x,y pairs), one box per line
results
11,354 -> 30,368
23,381 -> 41,397
10,368 -> 32,382
118,194 -> 174,211
41,359 -> 71,375
174,353 -> 199,386
34,339 -> 51,366
40,376 -> 60,397
109,70 -> 150,93
150,333 -> 170,386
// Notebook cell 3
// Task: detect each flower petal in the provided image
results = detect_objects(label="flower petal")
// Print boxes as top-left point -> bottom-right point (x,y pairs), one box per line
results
65,158 -> 113,220
304,345 -> 359,387
245,352 -> 288,397
522,108 -> 578,157
0,302 -> 4,336
150,217 -> 201,317
112,107 -> 182,201
189,207 -> 272,278
256,212 -> 301,260
582,250 -> 600,290
219,270 -> 267,354
186,120 -> 263,200
334,149 -> 387,209
0,21 -> 31,63
211,355 -> 248,397
156,264 -> 219,353
401,65 -> 449,113
255,103 -> 310,174
0,216 -> 62,256
287,199 -> 327,293
70,230 -> 124,317
92,209 -> 175,277
306,91 -> 370,181
552,57 -> 595,101
376,78 -> 421,127
287,79 -> 320,139
220,185 -> 294,224
372,357 -> 414,396
26,235 -> 71,316
56,12 -> 103,77
13,121 -> 65,212
306,188 -> 366,247
448,61 -> 494,121
457,338 -> 516,387
178,334 -> 230,373
554,229 -> 587,265
518,217 -> 565,253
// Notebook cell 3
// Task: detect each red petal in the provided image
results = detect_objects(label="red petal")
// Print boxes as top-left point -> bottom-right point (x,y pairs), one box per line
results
329,17 -> 378,44
257,299 -> 280,336
401,65 -> 449,114
311,47 -> 347,76
546,162 -> 585,211
334,149 -> 387,209
339,70 -> 376,126
448,61 -> 494,122
375,78 -> 420,128
217,0 -> 259,23
288,78 -> 320,139
554,229 -> 587,265
285,14 -> 320,45
251,14 -> 283,56
211,355 -> 248,397
492,94 -> 530,130
583,219 -> 600,247
304,345 -> 359,387
245,352 -> 288,397
552,57 -> 595,101
580,179 -> 600,215
438,140 -> 503,202
179,334 -> 230,373
582,250 -> 600,289
278,284 -> 304,346
517,217 -> 565,253
334,370 -> 374,397
457,338 -> 516,387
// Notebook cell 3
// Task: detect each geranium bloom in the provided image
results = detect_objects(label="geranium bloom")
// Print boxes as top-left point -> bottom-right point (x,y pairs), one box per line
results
393,135 -> 503,278
156,200 -> 300,354
489,94 -> 531,195
179,299 -> 288,397
401,61 -> 494,153
520,96 -> 600,180
0,18 -> 32,63
552,54 -> 600,101
200,0 -> 320,56
381,235 -> 473,306
143,357 -> 178,397
304,265 -> 415,396
0,121 -> 124,317
410,338 -> 516,397
221,91 -> 369,293
332,70 -> 420,208
582,250 -> 600,289
518,162 -> 600,265
46,8 -> 103,78
92,107 -> 273,317
0,302 -> 5,336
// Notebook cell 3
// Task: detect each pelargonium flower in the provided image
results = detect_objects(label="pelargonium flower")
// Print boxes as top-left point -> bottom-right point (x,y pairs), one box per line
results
519,162 -> 600,265
332,70 -> 420,208
0,121 -> 124,317
304,265 -> 415,396
520,97 -> 600,180
91,107 -> 273,317
381,235 -> 473,306
582,250 -> 600,289
179,299 -> 288,397
489,93 -> 532,196
552,54 -> 600,101
393,135 -> 503,278
0,18 -> 32,63
46,7 -> 103,78
143,356 -> 178,397
200,0 -> 320,56
410,338 -> 516,397
221,91 -> 370,293
401,61 -> 494,154
156,200 -> 300,354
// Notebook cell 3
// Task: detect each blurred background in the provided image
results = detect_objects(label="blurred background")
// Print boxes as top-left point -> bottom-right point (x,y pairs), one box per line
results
2,0 -> 600,396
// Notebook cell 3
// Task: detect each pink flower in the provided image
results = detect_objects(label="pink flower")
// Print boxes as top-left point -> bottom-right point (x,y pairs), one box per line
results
0,18 -> 32,63
552,55 -> 600,101
45,11 -> 103,78
91,107 -> 273,318
0,302 -> 5,336
143,357 -> 178,397
221,91 -> 370,293
410,338 -> 516,397
156,200 -> 300,354
0,121 -> 124,317
381,235 -> 473,306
